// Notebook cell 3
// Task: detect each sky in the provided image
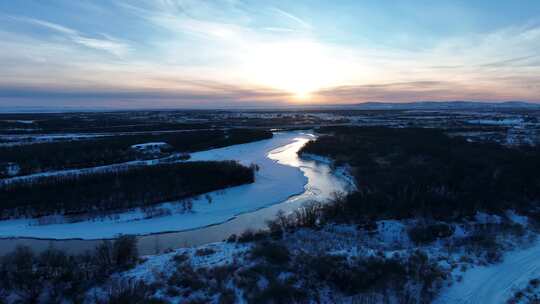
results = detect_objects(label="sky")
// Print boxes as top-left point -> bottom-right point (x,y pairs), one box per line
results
1,0 -> 540,109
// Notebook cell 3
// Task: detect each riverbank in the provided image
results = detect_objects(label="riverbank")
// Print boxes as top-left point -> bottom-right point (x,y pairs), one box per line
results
0,131 -> 351,240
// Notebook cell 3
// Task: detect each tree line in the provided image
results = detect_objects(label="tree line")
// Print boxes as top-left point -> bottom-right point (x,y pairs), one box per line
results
300,126 -> 540,221
0,161 -> 254,218
0,129 -> 272,178
0,235 -> 139,303
0,112 -> 212,134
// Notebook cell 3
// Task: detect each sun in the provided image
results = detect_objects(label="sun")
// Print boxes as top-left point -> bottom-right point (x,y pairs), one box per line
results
293,90 -> 311,102
242,40 -> 336,101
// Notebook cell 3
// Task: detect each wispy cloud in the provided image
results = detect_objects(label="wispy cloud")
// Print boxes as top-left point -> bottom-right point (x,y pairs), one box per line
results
261,27 -> 298,33
270,7 -> 311,30
479,54 -> 540,68
7,16 -> 131,57
71,36 -> 130,57
13,17 -> 78,35
314,81 -> 526,103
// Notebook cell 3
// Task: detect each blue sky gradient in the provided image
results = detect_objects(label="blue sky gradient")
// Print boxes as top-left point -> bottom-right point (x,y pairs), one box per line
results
1,1 -> 540,108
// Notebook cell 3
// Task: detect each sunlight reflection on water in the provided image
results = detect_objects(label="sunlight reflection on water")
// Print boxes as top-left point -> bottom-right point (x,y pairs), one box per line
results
0,131 -> 353,255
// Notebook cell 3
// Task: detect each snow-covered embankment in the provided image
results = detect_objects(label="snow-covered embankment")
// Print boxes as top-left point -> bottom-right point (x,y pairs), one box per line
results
0,131 -> 344,240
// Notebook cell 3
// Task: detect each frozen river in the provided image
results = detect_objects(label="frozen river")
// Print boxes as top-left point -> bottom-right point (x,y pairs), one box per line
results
0,131 -> 354,254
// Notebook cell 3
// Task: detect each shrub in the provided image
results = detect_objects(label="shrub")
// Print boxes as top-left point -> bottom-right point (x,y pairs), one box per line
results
250,278 -> 307,304
95,240 -> 114,272
0,236 -> 143,303
250,242 -> 290,265
168,265 -> 205,291
100,280 -> 166,304
237,229 -> 267,243
92,235 -> 140,274
225,234 -> 237,243
195,248 -> 215,256
218,289 -> 237,304
184,297 -> 211,304
457,229 -> 502,263
172,253 -> 189,264
1,246 -> 43,302
113,235 -> 139,269
292,202 -> 323,228
408,223 -> 455,245
294,251 -> 444,299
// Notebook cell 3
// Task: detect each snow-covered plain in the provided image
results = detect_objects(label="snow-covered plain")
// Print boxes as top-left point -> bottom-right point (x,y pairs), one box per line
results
0,131 -> 343,240
435,240 -> 540,304
467,118 -> 524,125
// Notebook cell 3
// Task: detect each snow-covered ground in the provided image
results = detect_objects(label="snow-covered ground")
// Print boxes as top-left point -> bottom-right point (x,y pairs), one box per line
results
122,241 -> 251,283
0,153 -> 170,186
435,240 -> 540,304
91,220 -> 438,303
0,131 -> 349,240
467,118 -> 524,125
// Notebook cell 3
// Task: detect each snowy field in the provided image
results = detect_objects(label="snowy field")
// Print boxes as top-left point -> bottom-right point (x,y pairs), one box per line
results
79,214 -> 540,304
435,240 -> 540,304
0,131 -> 347,240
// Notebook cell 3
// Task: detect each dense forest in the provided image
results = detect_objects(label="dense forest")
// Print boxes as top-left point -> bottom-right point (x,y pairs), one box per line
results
0,113 -> 212,134
0,161 -> 254,218
300,126 -> 540,220
0,236 -> 141,304
0,129 -> 272,178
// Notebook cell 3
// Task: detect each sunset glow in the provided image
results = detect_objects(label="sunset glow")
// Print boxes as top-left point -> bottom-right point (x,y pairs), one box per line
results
0,1 -> 539,109
243,41 -> 340,98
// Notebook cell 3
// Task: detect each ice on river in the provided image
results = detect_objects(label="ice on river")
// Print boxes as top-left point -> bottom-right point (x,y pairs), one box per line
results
0,131 -> 344,240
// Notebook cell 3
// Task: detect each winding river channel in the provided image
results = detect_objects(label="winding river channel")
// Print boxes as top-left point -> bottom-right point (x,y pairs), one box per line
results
0,131 -> 354,255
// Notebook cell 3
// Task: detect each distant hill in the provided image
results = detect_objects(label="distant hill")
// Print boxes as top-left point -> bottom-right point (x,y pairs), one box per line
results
336,101 -> 540,110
